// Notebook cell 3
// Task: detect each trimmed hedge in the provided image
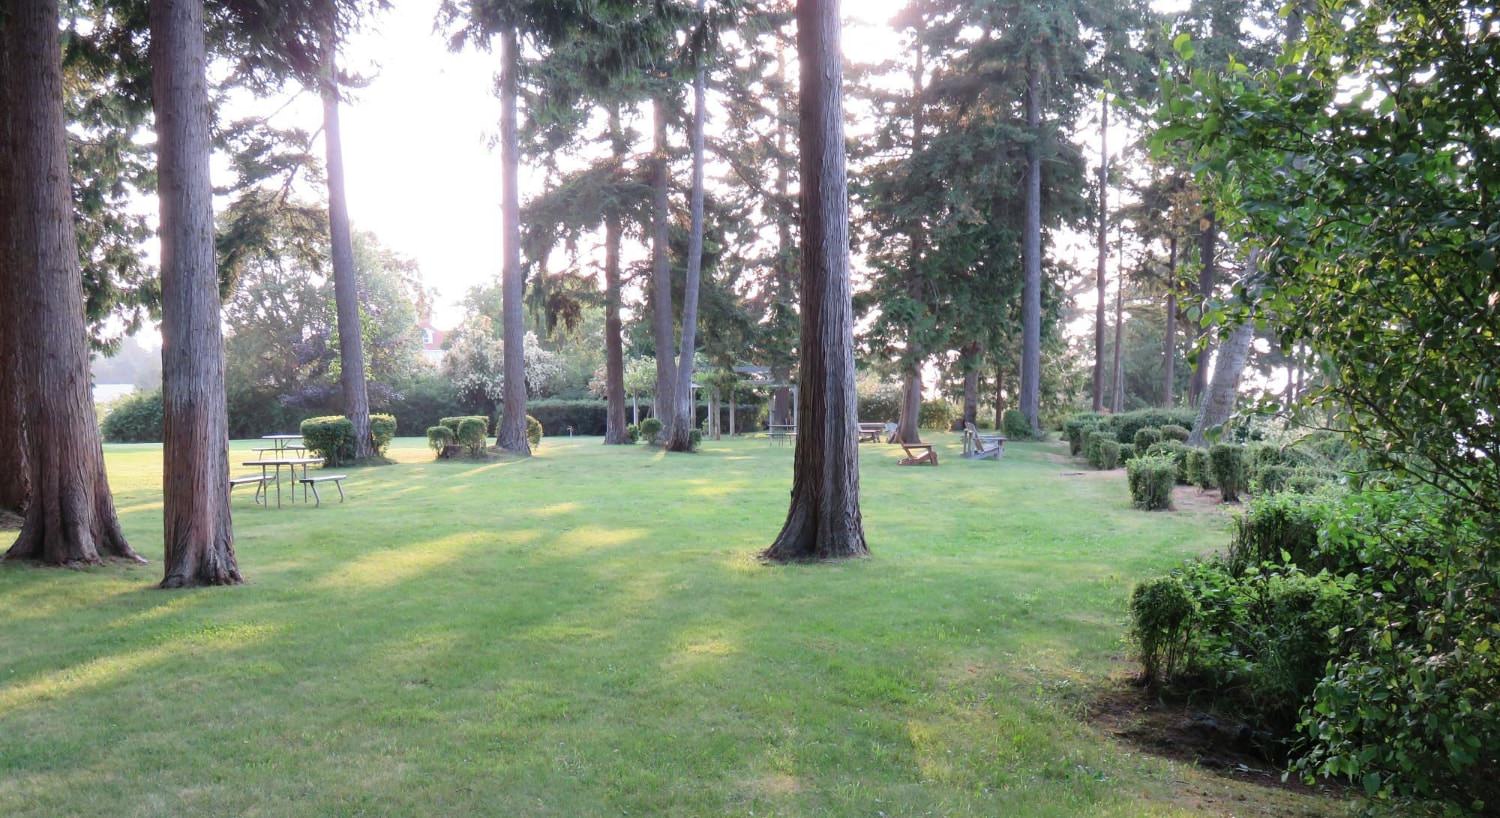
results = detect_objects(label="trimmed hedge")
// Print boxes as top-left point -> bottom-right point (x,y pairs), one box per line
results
639,417 -> 663,442
1133,427 -> 1163,450
101,389 -> 163,442
1209,443 -> 1246,502
1185,448 -> 1214,489
1227,490 -> 1339,575
456,417 -> 487,455
1146,440 -> 1191,484
1119,442 -> 1136,463
1158,424 -> 1190,442
525,415 -> 543,448
300,416 -> 355,466
1108,408 -> 1198,444
441,416 -> 488,436
1003,408 -> 1033,440
919,399 -> 957,432
1127,454 -> 1176,511
370,414 -> 396,456
426,425 -> 455,454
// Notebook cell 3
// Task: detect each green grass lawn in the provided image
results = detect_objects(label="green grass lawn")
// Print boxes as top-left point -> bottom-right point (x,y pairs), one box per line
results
0,435 -> 1356,817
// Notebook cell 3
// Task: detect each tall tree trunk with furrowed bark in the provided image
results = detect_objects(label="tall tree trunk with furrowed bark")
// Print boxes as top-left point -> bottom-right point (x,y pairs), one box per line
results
1092,95 -> 1108,412
1019,57 -> 1043,434
320,31 -> 374,460
602,106 -> 629,445
895,368 -> 922,443
0,30 -> 29,516
152,0 -> 239,587
667,2 -> 709,453
1188,249 -> 1260,448
1162,236 -> 1177,407
495,26 -> 530,455
961,341 -> 979,430
993,361 -> 1006,428
2,0 -> 142,565
1111,272 -> 1125,413
649,96 -> 675,436
763,0 -> 866,562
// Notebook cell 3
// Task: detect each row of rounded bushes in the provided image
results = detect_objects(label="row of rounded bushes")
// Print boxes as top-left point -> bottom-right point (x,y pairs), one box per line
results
426,414 -> 544,458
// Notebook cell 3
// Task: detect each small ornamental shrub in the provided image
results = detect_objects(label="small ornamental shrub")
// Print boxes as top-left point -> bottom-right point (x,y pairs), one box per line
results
1097,439 -> 1121,470
624,424 -> 640,444
1227,490 -> 1338,575
440,416 -> 488,436
1285,468 -> 1333,494
1118,442 -> 1136,463
688,428 -> 703,450
1252,463 -> 1293,494
101,389 -> 163,442
639,416 -> 663,442
1110,408 -> 1198,443
1146,440 -> 1191,483
1003,408 -> 1033,440
300,416 -> 356,466
1133,427 -> 1163,450
1185,448 -> 1214,489
1130,576 -> 1196,687
1158,424 -> 1190,442
1209,443 -> 1246,502
426,425 -> 455,455
1127,454 -> 1176,511
456,416 -> 488,456
919,399 -> 957,431
525,414 -> 543,448
369,413 -> 397,456
1084,430 -> 1107,468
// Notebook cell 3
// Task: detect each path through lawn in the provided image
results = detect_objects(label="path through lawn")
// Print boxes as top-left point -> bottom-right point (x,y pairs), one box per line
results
0,436 -> 1350,816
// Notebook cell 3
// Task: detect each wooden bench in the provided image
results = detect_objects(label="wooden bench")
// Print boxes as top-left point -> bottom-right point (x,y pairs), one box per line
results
298,474 -> 346,506
898,443 -> 938,466
857,422 -> 885,443
229,474 -> 270,505
963,422 -> 1006,460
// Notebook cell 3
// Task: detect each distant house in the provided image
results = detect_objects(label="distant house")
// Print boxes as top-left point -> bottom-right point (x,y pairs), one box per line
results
418,321 -> 447,367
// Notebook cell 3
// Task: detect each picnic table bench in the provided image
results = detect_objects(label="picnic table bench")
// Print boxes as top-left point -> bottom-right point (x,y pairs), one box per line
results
857,422 -> 886,443
241,456 -> 327,508
299,473 -> 347,506
768,423 -> 797,447
228,474 -> 270,505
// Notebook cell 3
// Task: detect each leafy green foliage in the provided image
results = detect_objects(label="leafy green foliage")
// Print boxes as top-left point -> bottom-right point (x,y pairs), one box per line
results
426,425 -> 455,455
456,417 -> 488,456
1145,440 -> 1191,484
638,417 -> 663,443
1127,455 -> 1176,511
300,416 -> 355,466
369,414 -> 397,457
918,399 -> 957,432
1129,577 -> 1195,687
1132,427 -> 1161,450
1158,424 -> 1189,443
1004,409 -> 1034,441
100,390 -> 163,443
1208,443 -> 1245,502
1185,448 -> 1213,490
1227,491 -> 1338,576
525,415 -> 544,449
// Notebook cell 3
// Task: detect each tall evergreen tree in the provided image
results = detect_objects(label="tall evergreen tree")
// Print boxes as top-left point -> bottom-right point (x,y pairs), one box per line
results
152,0 -> 240,586
762,0 -> 865,561
2,0 -> 142,565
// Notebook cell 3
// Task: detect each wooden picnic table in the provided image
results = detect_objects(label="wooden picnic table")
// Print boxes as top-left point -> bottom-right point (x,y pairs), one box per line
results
857,423 -> 885,443
260,434 -> 304,456
768,424 -> 797,447
242,456 -> 324,508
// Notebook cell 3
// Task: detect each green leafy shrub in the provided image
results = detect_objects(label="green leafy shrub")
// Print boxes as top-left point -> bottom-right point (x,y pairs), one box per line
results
1084,431 -> 1107,468
1127,454 -> 1176,511
1158,424 -> 1190,442
300,416 -> 355,466
1252,463 -> 1292,494
1130,577 -> 1196,687
525,399 -> 607,435
440,416 -> 488,436
426,425 -> 455,455
1109,408 -> 1198,444
1227,491 -> 1338,575
688,428 -> 703,450
1209,443 -> 1246,501
639,416 -> 663,443
369,414 -> 397,456
1295,492 -> 1499,806
1185,448 -> 1214,489
1097,439 -> 1121,470
1118,442 -> 1136,463
1133,427 -> 1162,450
1285,468 -> 1333,494
624,424 -> 640,444
1146,440 -> 1191,483
1003,408 -> 1033,440
101,389 -> 163,442
526,414 -> 543,448
919,399 -> 957,431
1063,416 -> 1096,455
456,416 -> 488,456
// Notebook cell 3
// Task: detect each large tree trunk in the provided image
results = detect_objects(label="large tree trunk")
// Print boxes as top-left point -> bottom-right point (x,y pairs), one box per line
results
152,0 -> 239,587
763,0 -> 866,562
495,27 -> 530,455
1188,209 -> 1216,405
1111,273 -> 1125,412
895,368 -> 922,443
961,341 -> 979,429
2,0 -> 142,566
0,37 -> 29,516
1188,250 -> 1259,447
1162,237 -> 1177,407
666,8 -> 708,453
320,36 -> 373,460
601,108 -> 630,445
649,96 -> 675,436
1019,58 -> 1043,434
1091,95 -> 1108,412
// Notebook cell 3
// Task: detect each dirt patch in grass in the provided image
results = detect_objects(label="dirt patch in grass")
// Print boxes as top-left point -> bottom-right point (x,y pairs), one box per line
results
1089,679 -> 1349,806
1171,485 -> 1234,515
